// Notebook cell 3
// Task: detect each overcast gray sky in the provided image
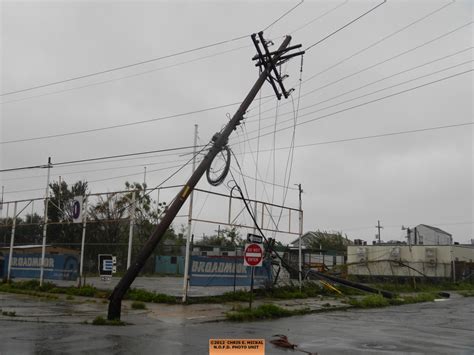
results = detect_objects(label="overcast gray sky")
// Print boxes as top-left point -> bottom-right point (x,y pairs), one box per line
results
1,0 -> 472,244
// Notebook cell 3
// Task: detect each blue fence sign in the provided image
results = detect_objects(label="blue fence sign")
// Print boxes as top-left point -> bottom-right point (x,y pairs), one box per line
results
3,253 -> 79,281
189,255 -> 272,287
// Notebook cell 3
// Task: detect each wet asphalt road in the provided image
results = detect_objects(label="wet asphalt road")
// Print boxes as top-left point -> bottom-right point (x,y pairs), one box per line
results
0,295 -> 473,354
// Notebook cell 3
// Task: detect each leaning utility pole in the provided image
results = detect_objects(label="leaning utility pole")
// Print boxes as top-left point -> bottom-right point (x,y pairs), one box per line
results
108,32 -> 304,320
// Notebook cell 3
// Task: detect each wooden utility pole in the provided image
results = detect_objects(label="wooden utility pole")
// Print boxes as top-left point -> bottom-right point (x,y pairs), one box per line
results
107,32 -> 304,320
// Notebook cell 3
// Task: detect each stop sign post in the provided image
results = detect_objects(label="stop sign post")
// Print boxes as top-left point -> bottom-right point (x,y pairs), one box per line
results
244,243 -> 265,309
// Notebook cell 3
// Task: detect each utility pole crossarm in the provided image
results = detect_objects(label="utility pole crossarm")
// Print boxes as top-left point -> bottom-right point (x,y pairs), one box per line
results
107,32 -> 303,320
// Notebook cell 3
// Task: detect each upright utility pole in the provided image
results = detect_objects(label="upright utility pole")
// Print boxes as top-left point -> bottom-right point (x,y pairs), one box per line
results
126,191 -> 137,270
297,184 -> 303,290
376,220 -> 383,244
40,157 -> 52,286
182,124 -> 198,302
108,32 -> 303,320
0,186 -> 4,219
79,197 -> 88,287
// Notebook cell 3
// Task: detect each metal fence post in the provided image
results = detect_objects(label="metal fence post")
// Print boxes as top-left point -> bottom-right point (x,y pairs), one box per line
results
7,202 -> 18,281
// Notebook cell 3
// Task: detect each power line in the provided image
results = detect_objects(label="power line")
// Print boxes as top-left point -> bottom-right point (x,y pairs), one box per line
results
252,6 -> 466,115
301,21 -> 473,98
6,13 -> 465,146
256,59 -> 473,135
1,36 -> 249,97
290,0 -> 349,35
305,0 -> 456,82
242,69 -> 473,143
4,122 -> 470,196
0,101 -> 248,145
0,145 -> 202,173
0,45 -> 250,106
229,166 -> 298,191
54,145 -> 206,167
289,122 -> 473,150
234,122 -> 473,160
87,161 -> 200,184
2,1 -> 303,97
245,47 -> 473,124
2,157 -> 193,182
262,0 -> 304,32
0,164 -> 50,173
2,158 -> 201,196
239,60 -> 473,140
305,0 -> 387,51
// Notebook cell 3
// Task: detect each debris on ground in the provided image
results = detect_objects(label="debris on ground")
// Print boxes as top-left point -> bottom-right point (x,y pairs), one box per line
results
270,335 -> 318,355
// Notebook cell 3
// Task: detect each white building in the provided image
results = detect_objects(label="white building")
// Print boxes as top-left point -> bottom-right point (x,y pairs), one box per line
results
412,224 -> 452,245
347,244 -> 473,279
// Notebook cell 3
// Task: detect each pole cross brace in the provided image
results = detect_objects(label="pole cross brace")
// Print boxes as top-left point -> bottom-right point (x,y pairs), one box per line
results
251,31 -> 305,99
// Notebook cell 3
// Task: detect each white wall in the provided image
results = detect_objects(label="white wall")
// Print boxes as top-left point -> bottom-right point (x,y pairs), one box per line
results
347,245 -> 474,278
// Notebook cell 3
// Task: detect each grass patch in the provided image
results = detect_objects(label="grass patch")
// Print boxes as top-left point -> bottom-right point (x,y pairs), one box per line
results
371,281 -> 474,293
0,283 -> 60,300
2,311 -> 16,317
91,316 -> 125,326
401,293 -> 436,304
131,301 -> 147,310
0,280 -> 108,299
349,294 -> 390,308
349,292 -> 436,309
125,288 -> 176,304
458,290 -> 474,297
226,304 -> 310,322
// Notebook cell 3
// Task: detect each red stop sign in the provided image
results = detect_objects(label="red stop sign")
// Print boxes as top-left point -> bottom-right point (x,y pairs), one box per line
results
244,243 -> 264,267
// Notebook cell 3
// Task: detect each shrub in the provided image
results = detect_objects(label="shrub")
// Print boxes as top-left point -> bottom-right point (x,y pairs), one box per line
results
91,316 -> 124,326
226,304 -> 310,321
349,294 -> 390,308
131,301 -> 146,310
125,288 -> 176,304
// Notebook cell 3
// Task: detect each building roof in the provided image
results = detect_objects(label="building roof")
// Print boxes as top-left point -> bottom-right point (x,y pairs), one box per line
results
290,231 -> 345,246
417,224 -> 452,236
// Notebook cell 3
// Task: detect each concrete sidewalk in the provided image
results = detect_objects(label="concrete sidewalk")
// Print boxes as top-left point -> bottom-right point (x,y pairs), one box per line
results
0,291 -> 348,325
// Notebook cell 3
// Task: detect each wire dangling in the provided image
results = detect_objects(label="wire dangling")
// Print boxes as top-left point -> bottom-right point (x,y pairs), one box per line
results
206,146 -> 231,186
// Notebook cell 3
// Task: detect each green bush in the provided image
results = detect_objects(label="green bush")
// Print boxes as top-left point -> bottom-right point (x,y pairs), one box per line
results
349,294 -> 390,308
349,292 -> 436,308
226,304 -> 310,321
131,301 -> 146,310
125,288 -> 176,304
401,293 -> 436,304
2,311 -> 16,317
91,316 -> 125,326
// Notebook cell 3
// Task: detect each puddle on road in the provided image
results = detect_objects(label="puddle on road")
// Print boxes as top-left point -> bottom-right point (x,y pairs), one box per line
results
361,343 -> 399,350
